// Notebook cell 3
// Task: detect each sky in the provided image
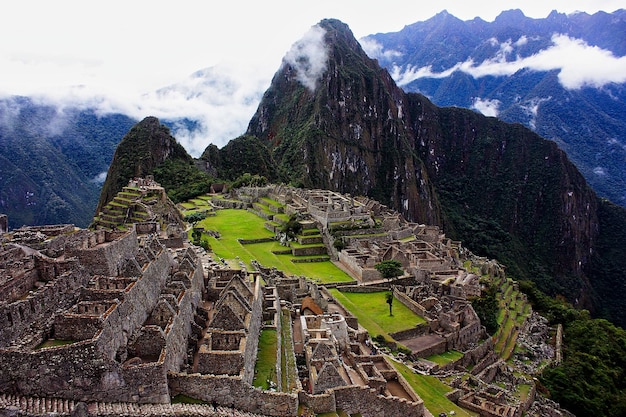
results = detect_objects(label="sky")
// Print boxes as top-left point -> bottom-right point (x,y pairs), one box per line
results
1,0 -> 625,156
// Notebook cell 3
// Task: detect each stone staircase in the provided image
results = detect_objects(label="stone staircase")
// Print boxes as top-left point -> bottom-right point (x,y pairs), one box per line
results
93,187 -> 152,229
0,393 -> 274,417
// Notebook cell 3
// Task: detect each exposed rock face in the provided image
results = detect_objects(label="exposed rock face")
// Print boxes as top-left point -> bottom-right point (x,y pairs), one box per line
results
247,19 -> 441,226
241,19 -> 620,321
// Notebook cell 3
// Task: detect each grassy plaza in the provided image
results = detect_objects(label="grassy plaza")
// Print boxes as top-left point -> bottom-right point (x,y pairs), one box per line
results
193,208 -> 354,283
328,289 -> 426,338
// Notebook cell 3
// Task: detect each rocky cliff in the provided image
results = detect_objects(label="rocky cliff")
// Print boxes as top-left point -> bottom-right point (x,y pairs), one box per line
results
246,19 -> 441,226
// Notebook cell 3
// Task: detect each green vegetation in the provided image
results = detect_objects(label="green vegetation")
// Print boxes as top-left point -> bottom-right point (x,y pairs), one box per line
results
231,172 -> 268,188
391,359 -> 477,417
203,135 -> 279,182
196,209 -> 353,283
281,213 -> 303,239
328,289 -> 425,337
469,281 -> 499,335
425,350 -> 464,366
374,260 -> 404,282
253,329 -> 278,390
35,339 -> 75,349
519,280 -> 626,416
153,158 -> 212,203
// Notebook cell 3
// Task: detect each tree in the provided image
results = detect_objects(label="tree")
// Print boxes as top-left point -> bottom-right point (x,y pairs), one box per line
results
374,260 -> 404,282
281,214 -> 303,240
385,292 -> 394,316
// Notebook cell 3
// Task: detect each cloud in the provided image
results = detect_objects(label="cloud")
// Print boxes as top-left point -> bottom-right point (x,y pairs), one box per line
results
91,171 -> 108,184
518,96 -> 551,129
283,25 -> 329,92
0,63 -> 270,157
359,37 -> 403,61
391,34 -> 626,90
472,98 -> 501,117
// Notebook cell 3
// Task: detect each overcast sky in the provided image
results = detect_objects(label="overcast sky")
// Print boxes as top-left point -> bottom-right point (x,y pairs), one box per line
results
1,0 -> 624,155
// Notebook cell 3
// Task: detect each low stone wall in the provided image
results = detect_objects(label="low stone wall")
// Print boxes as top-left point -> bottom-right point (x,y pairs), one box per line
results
394,290 -> 426,318
298,235 -> 323,245
390,324 -> 430,341
168,372 -> 298,417
247,207 -> 273,221
291,257 -> 329,263
237,237 -> 275,244
413,339 -> 447,358
291,246 -> 327,256
298,391 -> 337,414
333,385 -> 424,417
338,286 -> 388,293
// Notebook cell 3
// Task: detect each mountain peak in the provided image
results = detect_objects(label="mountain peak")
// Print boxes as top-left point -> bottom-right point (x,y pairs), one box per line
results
95,116 -> 191,214
246,19 -> 441,224
494,9 -> 527,23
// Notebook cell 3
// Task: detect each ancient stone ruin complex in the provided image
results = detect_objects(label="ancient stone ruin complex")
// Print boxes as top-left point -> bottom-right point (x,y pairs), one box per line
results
0,181 -> 563,417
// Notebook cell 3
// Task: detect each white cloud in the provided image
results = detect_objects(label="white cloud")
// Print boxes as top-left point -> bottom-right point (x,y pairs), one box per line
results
518,97 -> 551,129
1,1 -> 624,158
283,25 -> 329,92
593,167 -> 606,176
472,98 -> 501,117
359,37 -> 403,61
92,171 -> 108,184
392,34 -> 626,90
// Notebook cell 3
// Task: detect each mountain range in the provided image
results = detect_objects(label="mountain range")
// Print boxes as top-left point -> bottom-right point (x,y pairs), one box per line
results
363,9 -> 626,206
1,11 -> 626,328
92,18 -> 626,332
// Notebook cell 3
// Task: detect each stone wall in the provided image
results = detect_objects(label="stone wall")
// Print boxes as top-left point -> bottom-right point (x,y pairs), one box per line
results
291,246 -> 327,256
389,324 -> 431,341
94,248 -> 173,361
394,289 -> 427,317
168,372 -> 299,417
298,391 -> 337,414
0,264 -> 90,348
0,239 -> 204,405
66,230 -> 139,276
243,278 -> 263,384
333,385 -> 424,417
0,339 -> 170,404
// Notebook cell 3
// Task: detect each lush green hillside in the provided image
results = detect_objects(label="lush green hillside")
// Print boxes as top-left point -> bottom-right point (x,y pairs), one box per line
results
0,97 -> 136,228
96,116 -> 213,214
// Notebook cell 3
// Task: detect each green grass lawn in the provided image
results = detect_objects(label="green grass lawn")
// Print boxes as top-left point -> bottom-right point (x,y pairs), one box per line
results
197,209 -> 353,283
391,359 -> 478,417
253,329 -> 278,390
328,289 -> 426,337
425,350 -> 464,366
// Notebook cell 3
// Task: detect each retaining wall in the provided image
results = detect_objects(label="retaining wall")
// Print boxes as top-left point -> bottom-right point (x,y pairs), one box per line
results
168,373 -> 298,417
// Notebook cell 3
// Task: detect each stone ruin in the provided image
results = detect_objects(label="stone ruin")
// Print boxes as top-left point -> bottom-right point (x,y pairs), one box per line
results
0,226 -> 205,404
0,182 -> 569,417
